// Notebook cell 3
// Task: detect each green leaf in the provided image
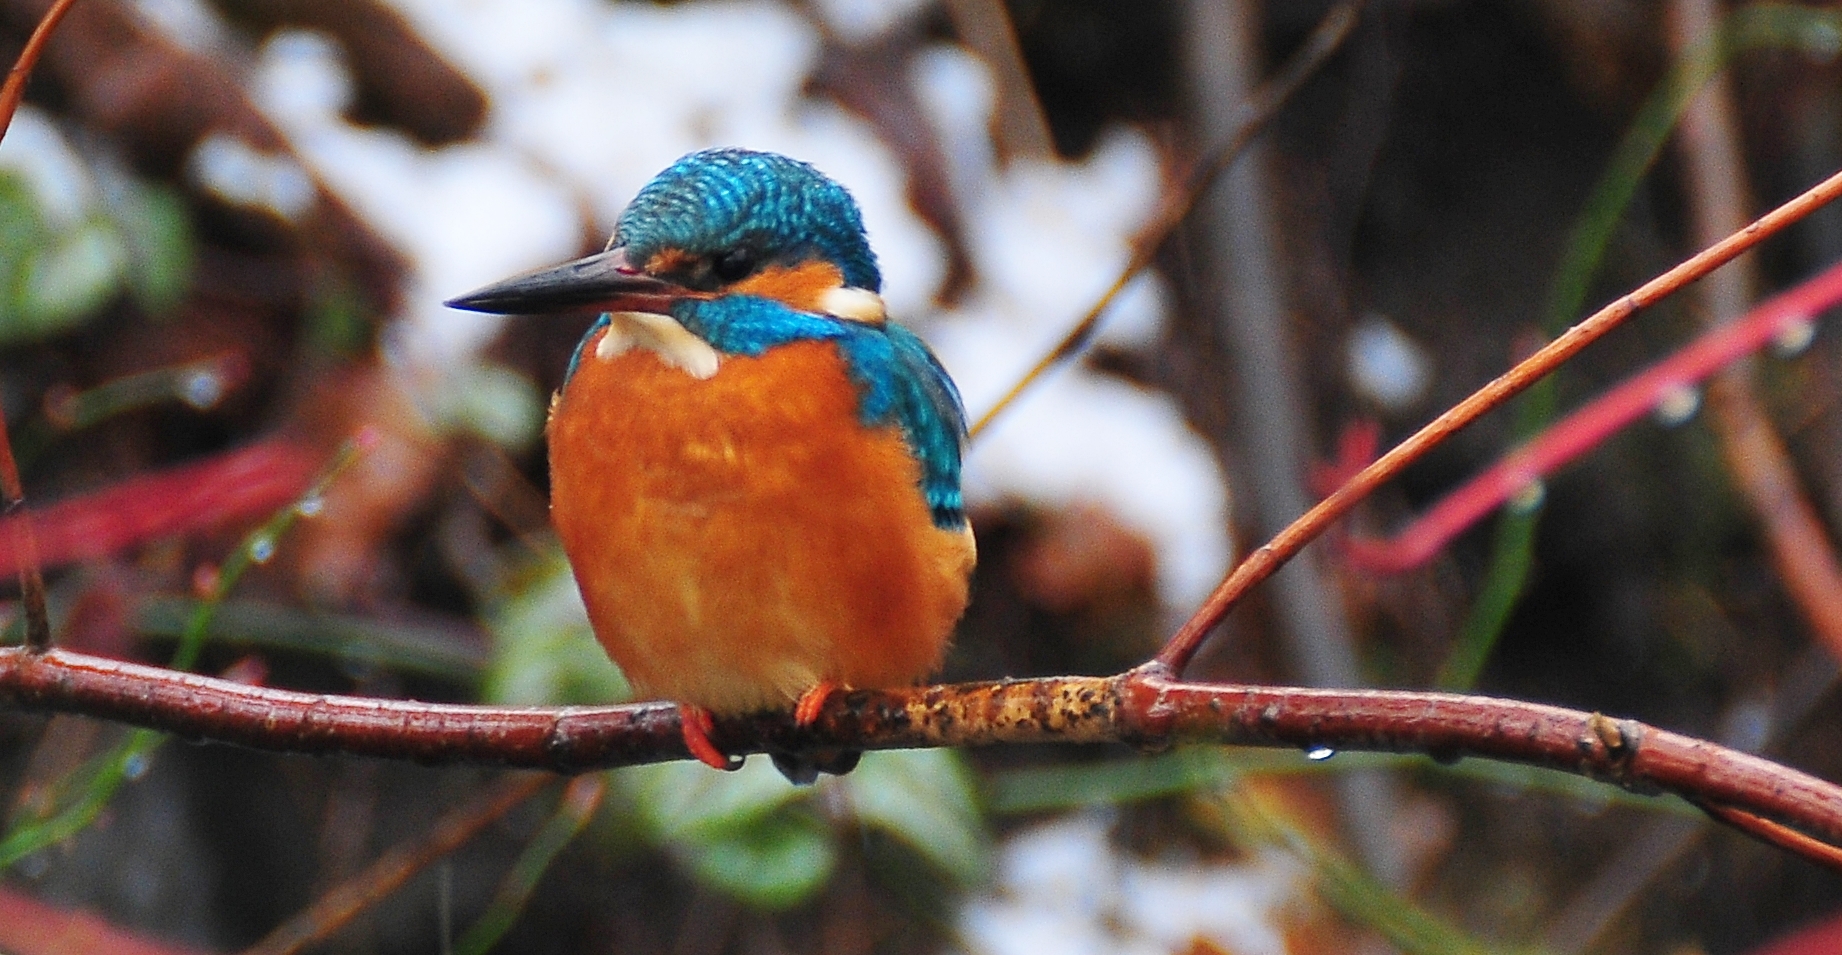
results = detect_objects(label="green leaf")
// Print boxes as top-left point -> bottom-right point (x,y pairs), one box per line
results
677,811 -> 836,910
0,161 -> 193,340
0,173 -> 48,265
18,221 -> 123,336
627,757 -> 804,843
624,759 -> 834,909
137,596 -> 486,686
305,275 -> 371,358
845,749 -> 989,885
107,179 -> 193,314
483,551 -> 629,705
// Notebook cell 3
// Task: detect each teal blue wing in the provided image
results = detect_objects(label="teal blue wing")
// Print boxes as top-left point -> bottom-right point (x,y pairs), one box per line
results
839,323 -> 967,530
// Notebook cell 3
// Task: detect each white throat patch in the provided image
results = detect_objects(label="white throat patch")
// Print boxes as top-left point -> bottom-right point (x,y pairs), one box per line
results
596,311 -> 720,379
818,286 -> 887,323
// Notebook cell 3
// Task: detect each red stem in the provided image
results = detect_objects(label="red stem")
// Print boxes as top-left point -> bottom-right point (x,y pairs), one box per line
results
1150,161 -> 1842,678
1343,256 -> 1842,572
0,441 -> 318,577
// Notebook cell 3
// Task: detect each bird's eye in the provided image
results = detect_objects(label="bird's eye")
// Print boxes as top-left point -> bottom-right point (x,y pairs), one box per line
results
711,248 -> 756,283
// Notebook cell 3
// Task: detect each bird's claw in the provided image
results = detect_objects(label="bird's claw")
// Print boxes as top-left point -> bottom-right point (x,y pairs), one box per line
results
793,680 -> 842,728
679,704 -> 743,771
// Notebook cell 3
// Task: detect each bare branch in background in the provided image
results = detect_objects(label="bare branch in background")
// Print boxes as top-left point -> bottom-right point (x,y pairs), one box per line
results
1151,159 -> 1842,677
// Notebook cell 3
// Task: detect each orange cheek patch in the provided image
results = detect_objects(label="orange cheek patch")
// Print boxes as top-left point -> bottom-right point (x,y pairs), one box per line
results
645,248 -> 696,275
730,261 -> 847,313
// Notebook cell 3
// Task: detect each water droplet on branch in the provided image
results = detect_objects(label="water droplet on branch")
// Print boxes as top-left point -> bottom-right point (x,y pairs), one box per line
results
1653,384 -> 1700,427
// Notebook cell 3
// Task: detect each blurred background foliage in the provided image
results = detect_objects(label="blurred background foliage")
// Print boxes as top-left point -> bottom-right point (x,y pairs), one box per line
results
0,1 -> 1841,954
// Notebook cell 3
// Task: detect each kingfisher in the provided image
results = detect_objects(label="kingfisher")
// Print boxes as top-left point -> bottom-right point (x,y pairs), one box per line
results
447,148 -> 975,780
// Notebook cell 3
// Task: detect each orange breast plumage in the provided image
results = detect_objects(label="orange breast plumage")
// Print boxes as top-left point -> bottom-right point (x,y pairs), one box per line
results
546,330 -> 976,715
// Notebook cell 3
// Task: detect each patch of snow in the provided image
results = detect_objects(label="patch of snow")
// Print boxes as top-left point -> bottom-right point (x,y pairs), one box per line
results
949,812 -> 1301,955
1346,313 -> 1433,414
0,107 -> 97,227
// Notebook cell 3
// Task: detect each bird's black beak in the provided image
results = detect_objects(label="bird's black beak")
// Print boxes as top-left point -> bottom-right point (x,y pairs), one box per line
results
444,247 -> 690,315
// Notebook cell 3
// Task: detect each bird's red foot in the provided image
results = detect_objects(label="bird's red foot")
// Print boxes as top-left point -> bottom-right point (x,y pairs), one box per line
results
793,680 -> 842,728
679,704 -> 742,771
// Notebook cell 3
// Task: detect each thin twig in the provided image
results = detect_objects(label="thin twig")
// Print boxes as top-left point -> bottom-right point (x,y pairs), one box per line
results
240,773 -> 552,955
0,486 -> 47,652
1664,0 -> 1842,661
0,0 -> 82,652
967,0 -> 1363,439
453,774 -> 606,955
0,0 -> 78,135
1150,160 -> 1842,677
1697,801 -> 1842,870
942,0 -> 1053,162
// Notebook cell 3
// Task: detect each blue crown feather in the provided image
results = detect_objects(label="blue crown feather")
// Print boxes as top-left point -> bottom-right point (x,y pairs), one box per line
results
616,149 -> 882,291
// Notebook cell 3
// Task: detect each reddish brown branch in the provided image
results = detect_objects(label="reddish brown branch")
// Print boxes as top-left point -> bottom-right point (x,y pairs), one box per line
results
0,0 -> 73,134
0,0 -> 78,653
4,647 -> 1841,865
0,649 -> 689,768
1151,160 -> 1842,677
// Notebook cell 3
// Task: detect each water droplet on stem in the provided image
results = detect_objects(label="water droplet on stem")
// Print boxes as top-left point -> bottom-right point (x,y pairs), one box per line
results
1653,384 -> 1700,427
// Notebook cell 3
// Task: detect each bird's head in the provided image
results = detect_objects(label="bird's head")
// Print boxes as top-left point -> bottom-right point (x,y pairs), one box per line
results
447,149 -> 886,324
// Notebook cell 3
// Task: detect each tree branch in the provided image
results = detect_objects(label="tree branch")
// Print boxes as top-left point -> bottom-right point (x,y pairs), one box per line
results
4,646 -> 1840,867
